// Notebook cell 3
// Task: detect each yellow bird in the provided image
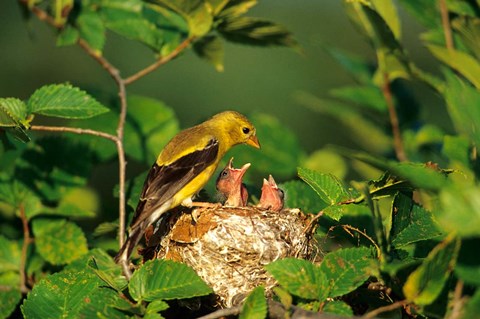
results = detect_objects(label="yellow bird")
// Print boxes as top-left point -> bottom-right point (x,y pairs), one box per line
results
115,111 -> 260,271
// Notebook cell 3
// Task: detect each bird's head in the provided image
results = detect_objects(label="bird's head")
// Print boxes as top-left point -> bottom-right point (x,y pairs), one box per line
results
211,111 -> 260,149
259,175 -> 285,212
216,157 -> 251,195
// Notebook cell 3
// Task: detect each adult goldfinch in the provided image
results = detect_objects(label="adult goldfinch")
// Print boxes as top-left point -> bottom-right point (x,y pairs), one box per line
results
216,157 -> 250,207
115,111 -> 260,270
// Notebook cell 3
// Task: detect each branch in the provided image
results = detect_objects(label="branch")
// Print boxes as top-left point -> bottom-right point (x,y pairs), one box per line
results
196,305 -> 242,319
116,79 -> 128,247
362,299 -> 408,318
448,280 -> 465,319
19,205 -> 32,294
439,0 -> 454,50
124,37 -> 194,85
30,125 -> 118,142
382,72 -> 408,162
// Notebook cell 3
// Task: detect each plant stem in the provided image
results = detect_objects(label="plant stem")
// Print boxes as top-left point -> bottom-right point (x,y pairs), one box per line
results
19,205 -> 32,294
124,37 -> 194,85
363,299 -> 408,318
31,125 -> 118,142
439,0 -> 454,50
382,72 -> 407,162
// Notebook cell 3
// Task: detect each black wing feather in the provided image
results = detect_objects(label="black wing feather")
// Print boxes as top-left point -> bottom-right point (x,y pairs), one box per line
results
130,138 -> 219,228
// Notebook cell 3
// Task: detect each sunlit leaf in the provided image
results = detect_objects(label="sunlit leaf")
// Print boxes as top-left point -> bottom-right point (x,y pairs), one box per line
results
0,235 -> 21,273
239,286 -> 266,319
28,83 -> 109,119
403,234 -> 460,306
281,180 -> 327,214
87,250 -> 128,291
323,300 -> 353,317
0,271 -> 21,319
298,167 -> 352,206
77,9 -> 106,54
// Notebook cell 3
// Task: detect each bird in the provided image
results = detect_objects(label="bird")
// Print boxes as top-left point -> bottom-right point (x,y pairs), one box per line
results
216,157 -> 250,207
257,175 -> 284,212
115,111 -> 260,273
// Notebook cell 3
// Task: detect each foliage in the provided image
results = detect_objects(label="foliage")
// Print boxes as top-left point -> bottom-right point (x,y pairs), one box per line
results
1,0 -> 480,318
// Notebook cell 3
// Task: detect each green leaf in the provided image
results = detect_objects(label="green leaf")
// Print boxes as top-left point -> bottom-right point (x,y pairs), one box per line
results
0,180 -> 44,220
329,85 -> 386,112
28,83 -> 109,119
390,194 -> 443,248
105,18 -> 164,52
371,0 -> 401,39
239,286 -> 267,319
22,264 -> 127,319
319,247 -> 375,298
128,259 -> 212,302
77,9 -> 106,54
153,0 -> 213,36
443,69 -> 480,148
0,271 -> 21,319
452,16 -> 480,60
0,98 -> 31,142
228,113 -> 304,180
397,0 -> 439,30
32,218 -> 88,265
266,258 -> 326,301
0,235 -> 21,273
438,185 -> 480,237
323,300 -> 353,317
443,135 -> 470,167
403,234 -> 460,306
298,167 -> 352,206
427,44 -> 480,89
56,24 -> 79,47
124,95 -> 180,163
281,180 -> 327,214
219,16 -> 298,49
87,249 -> 128,291
462,290 -> 480,319
193,35 -> 225,72
217,0 -> 257,19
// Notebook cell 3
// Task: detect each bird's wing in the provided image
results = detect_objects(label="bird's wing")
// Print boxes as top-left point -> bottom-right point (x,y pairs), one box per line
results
129,138 -> 219,229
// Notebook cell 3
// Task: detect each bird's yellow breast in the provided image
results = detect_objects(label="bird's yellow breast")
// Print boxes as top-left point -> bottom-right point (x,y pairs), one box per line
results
170,164 -> 218,207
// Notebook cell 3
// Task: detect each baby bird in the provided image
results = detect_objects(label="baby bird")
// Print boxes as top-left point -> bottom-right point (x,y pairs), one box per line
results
216,157 -> 250,207
258,175 -> 284,212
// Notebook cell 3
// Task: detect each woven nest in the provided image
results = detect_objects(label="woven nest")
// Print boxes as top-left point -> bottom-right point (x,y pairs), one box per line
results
142,205 -> 318,307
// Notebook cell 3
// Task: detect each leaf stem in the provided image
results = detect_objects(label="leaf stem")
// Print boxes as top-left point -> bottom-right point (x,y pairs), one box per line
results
19,205 -> 32,294
382,72 -> 407,162
30,125 -> 118,142
362,299 -> 408,318
439,0 -> 454,51
124,37 -> 194,85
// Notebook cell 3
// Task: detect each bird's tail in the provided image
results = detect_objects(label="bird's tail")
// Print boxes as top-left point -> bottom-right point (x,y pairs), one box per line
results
114,221 -> 146,265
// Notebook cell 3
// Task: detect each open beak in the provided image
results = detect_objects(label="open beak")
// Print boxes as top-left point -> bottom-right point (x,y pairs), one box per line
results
246,134 -> 260,149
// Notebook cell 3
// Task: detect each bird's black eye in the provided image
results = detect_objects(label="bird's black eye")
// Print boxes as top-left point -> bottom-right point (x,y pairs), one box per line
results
242,127 -> 250,134
221,170 -> 228,177
278,189 -> 285,199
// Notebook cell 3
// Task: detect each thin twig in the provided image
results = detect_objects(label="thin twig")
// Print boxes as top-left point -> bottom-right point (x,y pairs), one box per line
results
196,305 -> 242,319
382,72 -> 407,162
124,37 -> 194,85
439,0 -> 454,50
303,210 -> 324,235
19,205 -> 32,294
31,125 -> 118,142
362,299 -> 408,318
448,280 -> 465,319
337,224 -> 382,259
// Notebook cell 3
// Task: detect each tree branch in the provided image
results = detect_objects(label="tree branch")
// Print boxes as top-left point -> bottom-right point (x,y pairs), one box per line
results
124,37 -> 194,85
439,0 -> 454,50
31,125 -> 118,142
382,72 -> 407,162
19,205 -> 32,294
362,299 -> 408,318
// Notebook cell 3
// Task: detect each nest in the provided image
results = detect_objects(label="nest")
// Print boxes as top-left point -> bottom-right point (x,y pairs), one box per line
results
144,206 -> 318,307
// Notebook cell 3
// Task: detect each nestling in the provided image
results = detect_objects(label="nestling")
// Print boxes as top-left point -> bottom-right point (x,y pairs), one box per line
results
216,157 -> 250,207
258,175 -> 284,212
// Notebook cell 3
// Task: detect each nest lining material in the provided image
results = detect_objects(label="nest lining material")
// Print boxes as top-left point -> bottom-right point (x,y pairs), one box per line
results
154,206 -> 318,307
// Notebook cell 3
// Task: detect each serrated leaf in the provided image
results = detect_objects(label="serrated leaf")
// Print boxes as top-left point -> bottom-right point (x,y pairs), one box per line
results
266,258 -> 326,301
240,286 -> 266,319
281,180 -> 327,214
443,69 -> 480,148
106,18 -> 164,51
219,16 -> 298,49
0,236 -> 21,273
87,250 -> 128,291
32,218 -> 88,265
28,83 -> 109,119
427,44 -> 480,89
21,264 -> 127,319
0,180 -> 44,220
298,167 -> 352,206
0,98 -> 31,142
153,0 -> 213,36
193,35 -> 224,72
146,299 -> 169,315
323,300 -> 353,317
403,234 -> 460,306
0,271 -> 21,319
77,10 -> 105,54
128,259 -> 212,302
319,247 -> 375,298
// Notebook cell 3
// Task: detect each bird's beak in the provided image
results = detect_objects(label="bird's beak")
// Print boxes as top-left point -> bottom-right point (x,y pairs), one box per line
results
246,135 -> 260,149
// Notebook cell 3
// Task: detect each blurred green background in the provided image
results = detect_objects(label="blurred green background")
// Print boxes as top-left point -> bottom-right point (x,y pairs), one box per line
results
1,1 -> 446,154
